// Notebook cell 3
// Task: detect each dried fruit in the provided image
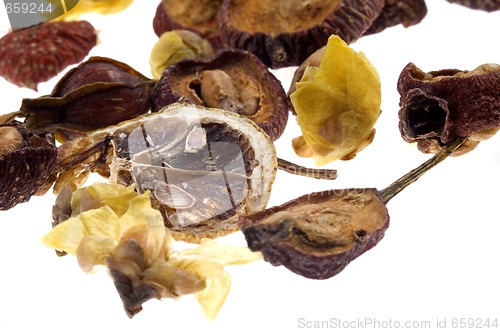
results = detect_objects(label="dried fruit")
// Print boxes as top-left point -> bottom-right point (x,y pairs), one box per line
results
290,35 -> 381,165
0,124 -> 58,210
149,30 -> 214,80
0,20 -> 98,90
153,50 -> 291,140
219,0 -> 385,68
54,103 -> 277,242
446,0 -> 500,12
55,0 -> 135,21
20,56 -> 155,137
364,0 -> 428,35
239,136 -> 468,279
41,183 -> 261,318
153,0 -> 223,50
398,62 -> 500,155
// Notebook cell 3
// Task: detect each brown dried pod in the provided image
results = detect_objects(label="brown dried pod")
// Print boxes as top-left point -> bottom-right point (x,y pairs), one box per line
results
364,0 -> 428,35
20,56 -> 156,137
219,0 -> 385,68
239,136 -> 468,279
152,0 -> 224,50
0,20 -> 98,90
153,50 -> 291,140
398,62 -> 500,155
0,124 -> 58,211
446,0 -> 500,12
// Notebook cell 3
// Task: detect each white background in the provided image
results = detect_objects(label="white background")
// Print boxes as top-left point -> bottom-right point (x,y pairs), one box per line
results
0,1 -> 499,331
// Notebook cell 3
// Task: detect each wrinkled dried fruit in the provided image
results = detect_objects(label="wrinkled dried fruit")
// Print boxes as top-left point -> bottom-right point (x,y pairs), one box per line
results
55,0 -> 135,21
20,56 -> 155,137
54,103 -> 277,242
149,30 -> 214,80
0,124 -> 58,210
446,0 -> 500,12
239,136 -> 468,279
219,0 -> 385,68
42,183 -> 261,318
290,35 -> 381,165
398,62 -> 500,155
364,0 -> 427,35
153,0 -> 223,50
153,50 -> 291,140
0,20 -> 98,90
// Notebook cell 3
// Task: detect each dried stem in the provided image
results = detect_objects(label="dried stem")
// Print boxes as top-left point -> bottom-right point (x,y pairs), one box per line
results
379,136 -> 469,204
277,157 -> 338,180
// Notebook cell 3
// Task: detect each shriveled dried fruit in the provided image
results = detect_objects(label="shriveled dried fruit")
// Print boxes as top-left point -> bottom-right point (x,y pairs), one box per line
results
20,56 -> 155,137
219,0 -> 385,68
0,20 -> 98,90
290,35 -> 381,165
398,62 -> 500,155
0,124 -> 58,211
153,50 -> 291,140
54,103 -> 277,242
41,183 -> 261,318
153,0 -> 223,50
149,30 -> 214,80
446,0 -> 500,12
364,0 -> 428,35
239,136 -> 468,279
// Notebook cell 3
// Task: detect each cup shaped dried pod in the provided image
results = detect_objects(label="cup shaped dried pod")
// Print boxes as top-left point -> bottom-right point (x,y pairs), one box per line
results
398,62 -> 500,155
219,0 -> 385,68
57,103 -> 277,243
20,57 -> 156,140
152,0 -> 224,50
0,123 -> 58,210
153,50 -> 291,141
364,0 -> 427,35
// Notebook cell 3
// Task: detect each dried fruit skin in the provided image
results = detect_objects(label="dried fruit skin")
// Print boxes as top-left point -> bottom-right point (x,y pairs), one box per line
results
446,0 -> 500,12
398,62 -> 500,154
219,0 -> 385,68
364,0 -> 428,35
0,124 -> 58,210
20,56 -> 155,135
238,188 -> 389,279
153,50 -> 291,140
0,21 -> 98,90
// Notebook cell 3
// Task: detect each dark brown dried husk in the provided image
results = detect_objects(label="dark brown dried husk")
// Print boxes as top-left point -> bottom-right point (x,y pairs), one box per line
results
20,57 -> 155,135
364,0 -> 427,35
152,0 -> 224,51
446,0 -> 500,12
0,124 -> 58,211
153,50 -> 291,140
398,62 -> 500,154
219,0 -> 385,68
238,188 -> 389,279
0,21 -> 98,90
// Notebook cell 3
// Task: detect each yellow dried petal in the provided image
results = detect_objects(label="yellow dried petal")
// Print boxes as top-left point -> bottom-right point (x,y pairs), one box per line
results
85,183 -> 137,217
77,236 -> 116,272
40,216 -> 84,255
80,206 -> 120,238
52,0 -> 134,21
290,34 -> 381,165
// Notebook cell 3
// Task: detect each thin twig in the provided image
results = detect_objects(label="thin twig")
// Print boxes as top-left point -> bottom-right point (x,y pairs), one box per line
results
277,157 -> 338,180
379,136 -> 469,204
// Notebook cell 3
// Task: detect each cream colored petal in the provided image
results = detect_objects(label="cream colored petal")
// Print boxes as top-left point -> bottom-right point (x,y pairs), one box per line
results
40,217 -> 84,256
77,236 -> 116,273
86,183 -> 138,217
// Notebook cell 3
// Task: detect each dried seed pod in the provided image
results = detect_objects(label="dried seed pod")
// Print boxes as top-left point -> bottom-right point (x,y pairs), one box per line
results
149,30 -> 215,80
0,21 -> 98,90
219,0 -> 385,68
152,0 -> 224,50
153,50 -> 291,140
398,62 -> 500,155
20,57 -> 155,137
446,0 -> 500,12
364,0 -> 428,35
0,124 -> 58,211
239,136 -> 468,279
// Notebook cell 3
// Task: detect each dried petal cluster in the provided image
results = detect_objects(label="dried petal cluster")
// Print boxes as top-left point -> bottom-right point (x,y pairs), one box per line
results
42,183 -> 262,318
0,21 -> 98,90
398,62 -> 500,155
290,35 -> 381,165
